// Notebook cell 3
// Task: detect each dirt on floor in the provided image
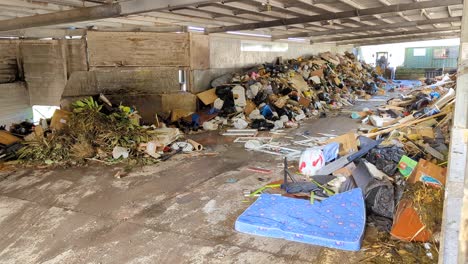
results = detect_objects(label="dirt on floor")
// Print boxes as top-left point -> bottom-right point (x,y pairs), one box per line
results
0,98 -> 409,264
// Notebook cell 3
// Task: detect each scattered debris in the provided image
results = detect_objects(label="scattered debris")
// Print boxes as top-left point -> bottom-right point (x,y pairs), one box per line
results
235,71 -> 455,257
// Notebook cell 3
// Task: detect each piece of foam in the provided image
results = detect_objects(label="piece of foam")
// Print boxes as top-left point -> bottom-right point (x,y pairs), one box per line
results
235,188 -> 365,251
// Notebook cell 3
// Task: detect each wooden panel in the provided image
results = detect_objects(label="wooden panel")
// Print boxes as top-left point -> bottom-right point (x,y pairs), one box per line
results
20,40 -> 67,106
190,33 -> 210,70
0,82 -> 32,129
87,31 -> 190,67
0,40 -> 19,84
65,39 -> 87,77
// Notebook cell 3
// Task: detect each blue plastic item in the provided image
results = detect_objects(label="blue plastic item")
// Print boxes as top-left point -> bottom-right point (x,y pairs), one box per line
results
235,189 -> 366,251
430,92 -> 440,100
260,105 -> 273,119
322,142 -> 340,162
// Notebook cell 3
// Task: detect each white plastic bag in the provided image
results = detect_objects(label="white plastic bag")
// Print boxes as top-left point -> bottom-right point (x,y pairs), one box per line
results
298,148 -> 325,176
233,119 -> 249,129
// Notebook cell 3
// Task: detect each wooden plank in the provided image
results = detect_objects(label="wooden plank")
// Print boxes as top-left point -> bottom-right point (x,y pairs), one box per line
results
87,31 -> 190,67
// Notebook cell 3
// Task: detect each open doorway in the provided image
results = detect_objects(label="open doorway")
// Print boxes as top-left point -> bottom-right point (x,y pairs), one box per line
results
32,105 -> 59,124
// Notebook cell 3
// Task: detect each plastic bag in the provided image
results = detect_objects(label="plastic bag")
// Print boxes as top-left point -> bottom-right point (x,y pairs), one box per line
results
298,148 -> 325,176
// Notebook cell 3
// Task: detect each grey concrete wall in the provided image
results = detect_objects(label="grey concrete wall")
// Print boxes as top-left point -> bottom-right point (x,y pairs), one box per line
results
209,36 -> 341,69
0,40 -> 19,84
62,68 -> 181,97
65,39 -> 87,78
191,68 -> 240,94
20,40 -> 68,106
191,36 -> 353,93
0,82 -> 32,128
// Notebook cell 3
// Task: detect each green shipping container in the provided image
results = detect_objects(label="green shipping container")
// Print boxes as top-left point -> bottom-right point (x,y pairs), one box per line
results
404,46 -> 458,69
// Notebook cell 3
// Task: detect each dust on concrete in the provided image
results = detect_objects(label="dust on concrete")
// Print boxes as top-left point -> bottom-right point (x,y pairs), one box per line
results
0,113 -> 375,263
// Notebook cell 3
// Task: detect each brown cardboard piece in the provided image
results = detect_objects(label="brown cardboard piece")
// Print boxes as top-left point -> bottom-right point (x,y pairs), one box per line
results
298,97 -> 311,107
171,109 -> 193,122
416,127 -> 435,139
310,68 -> 324,78
50,109 -> 72,130
326,132 -> 358,156
333,77 -> 341,86
196,88 -> 218,105
290,74 -> 309,92
408,159 -> 447,186
0,131 -> 21,145
332,162 -> 357,177
244,100 -> 257,115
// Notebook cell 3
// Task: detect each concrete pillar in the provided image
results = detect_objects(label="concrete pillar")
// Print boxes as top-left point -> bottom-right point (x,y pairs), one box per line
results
439,1 -> 468,263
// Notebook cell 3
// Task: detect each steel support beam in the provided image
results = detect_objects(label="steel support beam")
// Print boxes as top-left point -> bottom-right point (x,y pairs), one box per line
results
311,26 -> 461,43
206,0 -> 463,34
272,16 -> 461,40
0,0 -> 222,32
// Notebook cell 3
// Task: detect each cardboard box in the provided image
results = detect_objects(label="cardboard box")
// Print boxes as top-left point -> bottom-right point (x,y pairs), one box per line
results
171,109 -> 193,122
0,131 -> 21,145
50,109 -> 71,130
196,88 -> 218,105
244,100 -> 257,115
408,159 -> 446,187
326,132 -> 358,156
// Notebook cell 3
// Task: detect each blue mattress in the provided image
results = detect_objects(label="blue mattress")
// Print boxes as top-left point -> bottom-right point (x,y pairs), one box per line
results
235,188 -> 365,251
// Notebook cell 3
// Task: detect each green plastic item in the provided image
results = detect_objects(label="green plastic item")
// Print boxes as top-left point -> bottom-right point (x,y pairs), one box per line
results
249,184 -> 281,197
398,155 -> 418,178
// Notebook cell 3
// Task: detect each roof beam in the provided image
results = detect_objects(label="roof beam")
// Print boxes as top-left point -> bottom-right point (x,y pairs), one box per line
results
0,28 -> 86,38
311,26 -> 461,43
206,0 -> 462,34
0,0 -> 222,31
272,16 -> 461,40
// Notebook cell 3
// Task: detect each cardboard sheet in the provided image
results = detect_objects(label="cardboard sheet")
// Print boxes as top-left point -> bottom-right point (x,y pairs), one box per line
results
327,132 -> 358,156
196,88 -> 218,105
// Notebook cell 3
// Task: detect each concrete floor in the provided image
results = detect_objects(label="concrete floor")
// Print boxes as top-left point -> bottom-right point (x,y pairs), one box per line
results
0,101 -> 385,264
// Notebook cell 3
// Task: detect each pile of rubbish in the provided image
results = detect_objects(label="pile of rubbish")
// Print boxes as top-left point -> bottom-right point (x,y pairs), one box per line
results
0,96 -> 207,165
1,51 -> 390,166
189,51 -> 388,132
235,73 -> 455,261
